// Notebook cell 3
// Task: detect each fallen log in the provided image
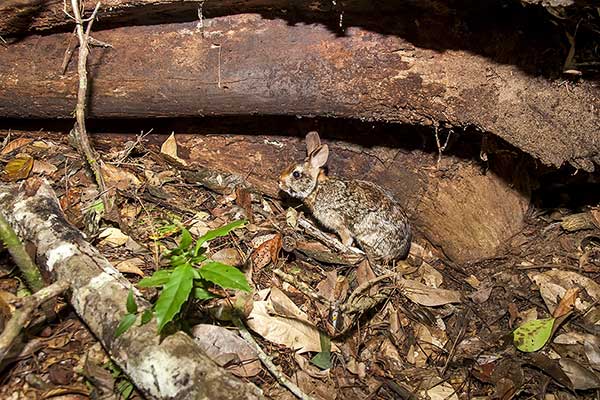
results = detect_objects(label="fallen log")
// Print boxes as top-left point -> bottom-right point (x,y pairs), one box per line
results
0,178 -> 264,400
0,14 -> 598,171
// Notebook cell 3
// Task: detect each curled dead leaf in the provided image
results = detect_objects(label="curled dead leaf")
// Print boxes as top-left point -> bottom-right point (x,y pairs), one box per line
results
32,159 -> 58,176
114,258 -> 145,277
1,138 -> 33,155
98,227 -> 130,247
160,132 -> 187,165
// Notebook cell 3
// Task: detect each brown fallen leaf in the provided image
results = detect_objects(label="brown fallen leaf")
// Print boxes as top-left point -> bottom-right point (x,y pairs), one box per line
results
98,227 -> 130,247
114,258 -> 145,277
32,159 -> 58,176
530,270 -> 600,314
4,153 -> 33,181
160,132 -> 187,165
235,187 -> 254,223
559,358 -> 600,390
101,163 -> 141,191
210,247 -> 242,267
399,278 -> 462,306
553,287 -> 579,318
251,233 -> 281,270
245,288 -> 336,354
0,137 -> 33,155
191,324 -> 260,378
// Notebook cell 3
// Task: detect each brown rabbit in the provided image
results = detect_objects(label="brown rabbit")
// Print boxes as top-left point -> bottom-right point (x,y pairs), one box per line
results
279,131 -> 411,262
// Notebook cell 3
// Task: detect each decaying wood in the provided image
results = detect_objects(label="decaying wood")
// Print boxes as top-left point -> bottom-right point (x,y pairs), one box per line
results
0,13 -> 598,171
0,179 -> 263,400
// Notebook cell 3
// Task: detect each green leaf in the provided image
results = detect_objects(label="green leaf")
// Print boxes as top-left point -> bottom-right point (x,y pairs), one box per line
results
194,286 -> 216,300
140,309 -> 153,325
194,220 -> 246,256
126,289 -> 137,314
117,379 -> 134,399
200,261 -> 251,292
137,269 -> 173,287
169,254 -> 189,268
310,332 -> 332,369
179,228 -> 193,251
311,351 -> 331,370
115,313 -> 137,338
154,263 -> 195,332
513,318 -> 555,352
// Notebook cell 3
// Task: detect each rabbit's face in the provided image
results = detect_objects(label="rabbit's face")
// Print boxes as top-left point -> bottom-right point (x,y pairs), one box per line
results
279,162 -> 318,200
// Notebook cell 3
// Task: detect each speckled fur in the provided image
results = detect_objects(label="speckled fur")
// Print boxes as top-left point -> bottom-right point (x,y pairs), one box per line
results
280,132 -> 411,262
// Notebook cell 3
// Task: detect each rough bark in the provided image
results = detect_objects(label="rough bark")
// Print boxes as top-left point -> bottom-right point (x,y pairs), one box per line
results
0,178 -> 264,400
0,14 -> 598,171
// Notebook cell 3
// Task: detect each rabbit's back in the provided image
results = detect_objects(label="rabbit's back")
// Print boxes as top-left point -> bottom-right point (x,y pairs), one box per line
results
309,178 -> 411,261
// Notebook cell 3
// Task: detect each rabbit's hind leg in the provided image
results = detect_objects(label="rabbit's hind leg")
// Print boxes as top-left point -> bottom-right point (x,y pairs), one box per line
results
337,227 -> 354,248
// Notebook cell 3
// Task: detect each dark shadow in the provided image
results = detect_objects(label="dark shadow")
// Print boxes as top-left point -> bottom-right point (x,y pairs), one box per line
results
1,115 -> 598,209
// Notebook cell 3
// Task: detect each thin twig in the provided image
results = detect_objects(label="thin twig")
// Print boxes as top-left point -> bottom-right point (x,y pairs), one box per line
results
69,1 -> 111,215
434,125 -> 452,165
0,280 -> 69,365
61,26 -> 78,74
0,212 -> 44,292
233,316 -> 316,400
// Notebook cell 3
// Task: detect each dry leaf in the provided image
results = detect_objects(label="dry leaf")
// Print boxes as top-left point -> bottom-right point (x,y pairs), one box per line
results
4,154 -> 33,181
32,159 -> 58,176
160,132 -> 187,165
191,324 -> 260,378
210,247 -> 242,267
407,323 -> 433,367
98,227 -> 130,247
114,258 -> 145,277
286,207 -> 298,228
1,138 -> 33,155
251,233 -> 281,270
399,278 -> 462,306
425,382 -> 459,400
246,300 -> 322,353
235,187 -> 253,222
418,262 -> 443,288
559,358 -> 600,390
268,287 -> 311,322
316,271 -> 338,302
553,287 -> 579,318
246,288 -> 335,354
465,275 -> 481,288
101,163 -> 141,191
530,270 -> 600,314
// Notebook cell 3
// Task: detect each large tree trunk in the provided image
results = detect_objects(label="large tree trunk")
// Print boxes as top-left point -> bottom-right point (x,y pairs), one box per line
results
0,13 -> 598,171
0,179 -> 264,400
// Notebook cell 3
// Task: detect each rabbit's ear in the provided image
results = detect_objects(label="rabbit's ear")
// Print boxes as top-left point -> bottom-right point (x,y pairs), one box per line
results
309,144 -> 329,168
305,131 -> 321,155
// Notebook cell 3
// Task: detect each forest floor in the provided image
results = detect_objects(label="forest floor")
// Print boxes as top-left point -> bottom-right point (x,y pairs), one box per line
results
0,130 -> 599,400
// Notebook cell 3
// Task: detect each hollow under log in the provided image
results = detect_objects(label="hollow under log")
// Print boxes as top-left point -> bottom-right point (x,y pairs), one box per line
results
0,14 -> 598,172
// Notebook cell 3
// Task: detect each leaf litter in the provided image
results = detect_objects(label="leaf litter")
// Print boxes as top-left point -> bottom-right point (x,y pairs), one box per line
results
0,130 -> 600,400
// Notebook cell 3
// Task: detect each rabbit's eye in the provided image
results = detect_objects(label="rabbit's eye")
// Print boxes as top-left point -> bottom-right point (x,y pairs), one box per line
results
292,171 -> 301,179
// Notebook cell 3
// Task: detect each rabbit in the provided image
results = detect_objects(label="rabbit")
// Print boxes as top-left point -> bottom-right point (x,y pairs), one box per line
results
279,131 -> 411,262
